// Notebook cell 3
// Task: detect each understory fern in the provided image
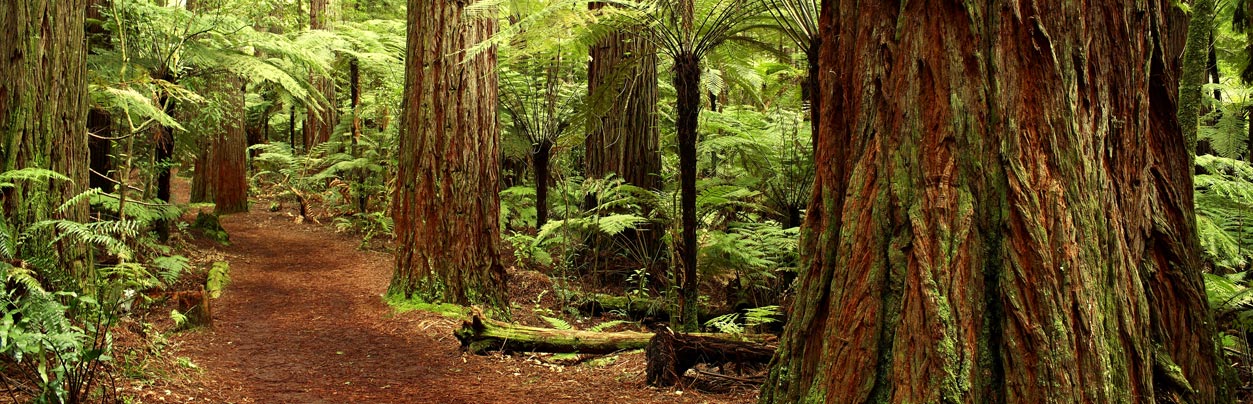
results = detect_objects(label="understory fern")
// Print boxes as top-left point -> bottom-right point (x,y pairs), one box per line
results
1196,155 -> 1253,271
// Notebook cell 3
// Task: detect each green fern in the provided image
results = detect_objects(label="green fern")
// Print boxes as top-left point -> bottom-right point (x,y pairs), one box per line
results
540,315 -> 573,330
1196,155 -> 1253,271
588,320 -> 630,332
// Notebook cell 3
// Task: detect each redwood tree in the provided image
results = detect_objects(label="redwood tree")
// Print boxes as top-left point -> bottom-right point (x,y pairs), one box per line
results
0,1 -> 90,242
303,0 -> 337,151
584,9 -> 664,280
213,77 -> 249,214
390,0 -> 507,308
761,1 -> 1224,403
0,0 -> 91,285
585,8 -> 661,194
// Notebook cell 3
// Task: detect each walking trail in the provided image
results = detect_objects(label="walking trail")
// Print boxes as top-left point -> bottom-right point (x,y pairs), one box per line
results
137,204 -> 752,403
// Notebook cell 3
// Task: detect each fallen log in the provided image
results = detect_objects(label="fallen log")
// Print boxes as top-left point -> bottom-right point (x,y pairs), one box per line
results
576,293 -> 669,318
645,327 -> 775,387
574,293 -> 787,332
454,311 -> 775,356
454,312 -> 654,354
575,292 -> 717,321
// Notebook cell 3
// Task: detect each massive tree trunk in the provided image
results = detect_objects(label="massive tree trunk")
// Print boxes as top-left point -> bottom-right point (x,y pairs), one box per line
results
584,9 -> 664,283
0,0 -> 90,273
391,0 -> 507,308
213,77 -> 249,214
303,0 -> 337,151
760,1 -> 1225,403
585,12 -> 661,193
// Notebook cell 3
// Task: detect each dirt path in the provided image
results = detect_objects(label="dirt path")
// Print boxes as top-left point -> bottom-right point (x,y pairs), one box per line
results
143,205 -> 753,403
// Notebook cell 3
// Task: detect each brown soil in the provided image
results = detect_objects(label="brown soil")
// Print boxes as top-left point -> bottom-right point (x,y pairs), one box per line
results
128,203 -> 756,403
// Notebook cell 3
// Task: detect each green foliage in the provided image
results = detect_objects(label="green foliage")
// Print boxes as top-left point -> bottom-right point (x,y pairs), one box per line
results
588,320 -> 630,332
207,262 -> 230,299
192,212 -> 230,245
540,316 -> 574,330
703,305 -> 780,334
500,186 -> 539,231
0,162 -> 207,402
1196,155 -> 1253,271
385,294 -> 470,319
700,223 -> 798,280
704,313 -> 744,334
505,232 -> 554,268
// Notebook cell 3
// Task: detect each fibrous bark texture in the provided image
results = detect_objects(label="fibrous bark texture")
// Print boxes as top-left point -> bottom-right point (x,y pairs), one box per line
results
673,53 -> 701,331
190,76 -> 248,214
0,0 -> 90,259
213,77 -> 249,214
760,1 -> 1224,403
585,15 -> 661,192
584,13 -> 666,284
391,0 -> 507,308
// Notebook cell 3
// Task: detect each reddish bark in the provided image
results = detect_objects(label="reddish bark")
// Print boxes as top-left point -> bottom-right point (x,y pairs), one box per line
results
760,1 -> 1224,403
390,0 -> 507,308
214,77 -> 249,214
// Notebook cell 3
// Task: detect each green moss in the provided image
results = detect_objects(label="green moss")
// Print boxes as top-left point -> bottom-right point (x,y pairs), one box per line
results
385,294 -> 469,318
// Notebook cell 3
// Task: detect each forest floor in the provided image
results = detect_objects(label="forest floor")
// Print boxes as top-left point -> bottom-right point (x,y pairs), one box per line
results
119,186 -> 756,403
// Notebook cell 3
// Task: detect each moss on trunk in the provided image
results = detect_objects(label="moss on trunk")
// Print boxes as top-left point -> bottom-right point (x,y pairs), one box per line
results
760,1 -> 1226,403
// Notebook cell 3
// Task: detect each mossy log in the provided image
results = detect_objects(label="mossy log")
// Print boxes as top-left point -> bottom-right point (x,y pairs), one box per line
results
576,292 -> 715,321
454,312 -> 653,354
645,328 -> 775,387
454,312 -> 774,356
576,293 -> 786,332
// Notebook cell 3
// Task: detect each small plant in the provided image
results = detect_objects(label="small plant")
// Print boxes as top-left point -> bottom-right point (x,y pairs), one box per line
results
207,262 -> 230,299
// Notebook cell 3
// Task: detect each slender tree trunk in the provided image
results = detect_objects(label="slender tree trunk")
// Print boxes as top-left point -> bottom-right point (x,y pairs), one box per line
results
0,0 -> 90,278
760,1 -> 1225,403
533,139 -> 552,228
673,53 -> 701,332
391,0 -> 508,309
1180,0 -> 1216,158
304,0 -> 336,151
289,105 -> 297,149
804,43 -> 819,151
154,95 -> 175,242
88,108 -> 114,193
349,57 -> 367,213
1210,32 -> 1222,101
87,0 -> 113,195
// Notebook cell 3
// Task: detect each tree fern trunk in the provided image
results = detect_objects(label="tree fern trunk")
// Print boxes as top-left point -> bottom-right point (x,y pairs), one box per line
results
534,139 -> 552,229
391,0 -> 508,309
760,1 -> 1225,403
673,53 -> 701,332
